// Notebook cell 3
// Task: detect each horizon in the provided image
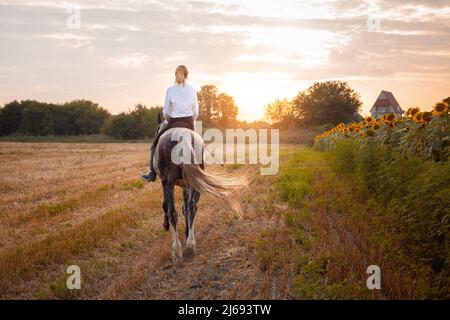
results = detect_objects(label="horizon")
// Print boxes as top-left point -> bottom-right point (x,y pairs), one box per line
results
1,0 -> 449,121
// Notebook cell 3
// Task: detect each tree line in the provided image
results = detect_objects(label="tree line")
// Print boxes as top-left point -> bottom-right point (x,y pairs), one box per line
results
0,100 -> 110,136
0,84 -> 243,139
4,81 -> 430,139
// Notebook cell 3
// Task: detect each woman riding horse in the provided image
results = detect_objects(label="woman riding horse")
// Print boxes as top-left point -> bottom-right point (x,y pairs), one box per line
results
141,65 -> 198,182
139,66 -> 243,261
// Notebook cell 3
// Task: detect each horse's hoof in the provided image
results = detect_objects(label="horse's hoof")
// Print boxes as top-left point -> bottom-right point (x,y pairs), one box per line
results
183,246 -> 195,260
171,256 -> 183,267
172,247 -> 183,262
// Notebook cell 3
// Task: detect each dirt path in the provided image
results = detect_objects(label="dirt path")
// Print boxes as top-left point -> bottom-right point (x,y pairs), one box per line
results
97,166 -> 294,300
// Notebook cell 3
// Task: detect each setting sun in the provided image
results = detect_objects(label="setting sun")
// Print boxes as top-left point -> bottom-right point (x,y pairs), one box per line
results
215,27 -> 338,121
217,72 -> 307,121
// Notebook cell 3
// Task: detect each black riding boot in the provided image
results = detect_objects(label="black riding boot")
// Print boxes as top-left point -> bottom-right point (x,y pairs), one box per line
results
141,144 -> 157,182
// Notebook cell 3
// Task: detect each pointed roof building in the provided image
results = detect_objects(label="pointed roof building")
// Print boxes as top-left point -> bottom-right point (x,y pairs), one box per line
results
370,90 -> 403,119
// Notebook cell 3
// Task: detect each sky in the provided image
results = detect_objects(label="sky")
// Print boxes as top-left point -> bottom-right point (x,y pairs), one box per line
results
0,0 -> 449,121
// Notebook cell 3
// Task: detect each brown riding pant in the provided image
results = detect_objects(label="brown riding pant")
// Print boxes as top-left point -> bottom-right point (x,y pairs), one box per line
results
153,116 -> 195,147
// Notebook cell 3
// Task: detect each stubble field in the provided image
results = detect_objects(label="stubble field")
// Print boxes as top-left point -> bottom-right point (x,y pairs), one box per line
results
0,142 -> 295,299
2,141 -> 423,299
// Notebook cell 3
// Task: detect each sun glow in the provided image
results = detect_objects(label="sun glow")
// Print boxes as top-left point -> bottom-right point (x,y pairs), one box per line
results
218,72 -> 309,122
246,27 -> 336,67
215,27 -> 339,121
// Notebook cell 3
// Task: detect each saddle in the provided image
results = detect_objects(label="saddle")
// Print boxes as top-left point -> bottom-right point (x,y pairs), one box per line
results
169,120 -> 193,130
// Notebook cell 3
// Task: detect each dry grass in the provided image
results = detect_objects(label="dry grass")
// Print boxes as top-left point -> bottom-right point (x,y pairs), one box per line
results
0,142 -> 157,297
0,142 -> 294,299
1,142 -> 419,300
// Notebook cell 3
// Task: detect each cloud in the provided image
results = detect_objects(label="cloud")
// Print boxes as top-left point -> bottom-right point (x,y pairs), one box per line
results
42,32 -> 93,48
109,52 -> 151,67
0,0 -> 449,119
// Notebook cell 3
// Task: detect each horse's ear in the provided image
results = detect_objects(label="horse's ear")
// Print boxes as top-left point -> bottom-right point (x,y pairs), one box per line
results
157,112 -> 163,124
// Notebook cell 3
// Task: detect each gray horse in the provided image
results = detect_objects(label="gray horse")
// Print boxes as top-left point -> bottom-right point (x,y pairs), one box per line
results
153,115 -> 241,261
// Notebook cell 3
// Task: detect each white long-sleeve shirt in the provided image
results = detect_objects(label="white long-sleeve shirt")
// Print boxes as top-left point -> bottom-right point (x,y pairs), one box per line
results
163,83 -> 199,121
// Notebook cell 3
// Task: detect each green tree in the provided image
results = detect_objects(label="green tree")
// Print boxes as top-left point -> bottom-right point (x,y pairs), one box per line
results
19,100 -> 48,135
197,85 -> 239,128
55,100 -> 107,135
292,81 -> 362,127
102,104 -> 162,139
65,100 -> 110,135
215,93 -> 238,127
129,104 -> 162,138
264,98 -> 296,127
104,113 -> 140,139
197,85 -> 218,127
0,100 -> 25,135
42,105 -> 71,135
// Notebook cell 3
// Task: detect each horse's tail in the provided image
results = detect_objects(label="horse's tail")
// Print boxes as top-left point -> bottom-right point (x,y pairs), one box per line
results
180,163 -> 246,215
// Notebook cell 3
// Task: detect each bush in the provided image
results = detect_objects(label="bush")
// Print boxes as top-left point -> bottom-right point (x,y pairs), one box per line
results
101,104 -> 162,140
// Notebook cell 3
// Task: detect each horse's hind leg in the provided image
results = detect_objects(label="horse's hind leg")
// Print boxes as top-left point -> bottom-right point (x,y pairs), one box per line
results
163,178 -> 182,261
182,188 -> 190,239
183,188 -> 200,259
162,199 -> 169,231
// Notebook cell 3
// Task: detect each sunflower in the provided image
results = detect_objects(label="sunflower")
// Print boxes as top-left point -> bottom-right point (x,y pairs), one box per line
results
386,113 -> 396,122
409,107 -> 420,117
414,112 -> 423,122
365,116 -> 374,123
373,123 -> 381,130
433,102 -> 448,115
389,121 -> 396,128
422,111 -> 433,122
366,129 -> 375,137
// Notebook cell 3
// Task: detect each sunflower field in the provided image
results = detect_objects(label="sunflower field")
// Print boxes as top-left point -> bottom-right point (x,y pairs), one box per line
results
314,101 -> 450,298
314,101 -> 450,161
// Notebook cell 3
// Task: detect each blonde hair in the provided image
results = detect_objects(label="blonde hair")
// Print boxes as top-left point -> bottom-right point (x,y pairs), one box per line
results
175,65 -> 188,85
